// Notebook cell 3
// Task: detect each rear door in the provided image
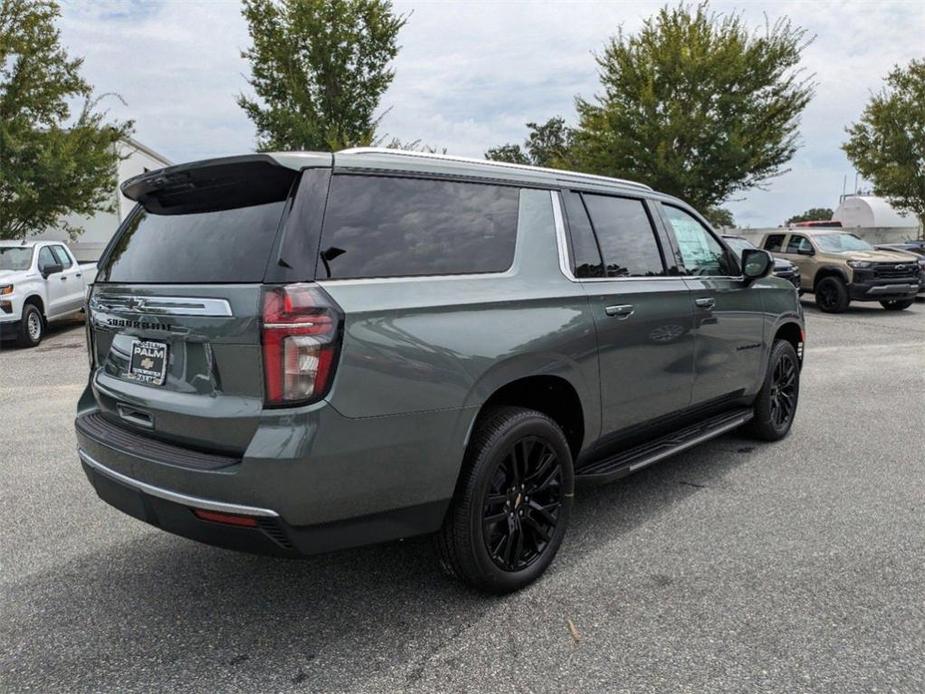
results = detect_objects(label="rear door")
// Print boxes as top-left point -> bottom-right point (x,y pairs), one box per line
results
562,191 -> 694,438
87,157 -> 317,454
657,203 -> 766,406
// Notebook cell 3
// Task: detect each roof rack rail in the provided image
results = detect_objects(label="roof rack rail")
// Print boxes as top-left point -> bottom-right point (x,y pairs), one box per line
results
336,147 -> 653,191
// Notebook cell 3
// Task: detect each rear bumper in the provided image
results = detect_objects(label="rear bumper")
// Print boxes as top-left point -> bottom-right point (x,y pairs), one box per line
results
79,449 -> 447,557
74,401 -> 467,556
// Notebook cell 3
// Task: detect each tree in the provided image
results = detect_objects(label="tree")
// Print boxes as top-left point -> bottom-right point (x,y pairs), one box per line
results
704,207 -> 735,228
486,117 -> 573,168
785,207 -> 832,225
485,143 -> 530,165
570,3 -> 815,212
0,0 -> 132,240
380,136 -> 446,154
843,59 -> 925,227
238,0 -> 407,152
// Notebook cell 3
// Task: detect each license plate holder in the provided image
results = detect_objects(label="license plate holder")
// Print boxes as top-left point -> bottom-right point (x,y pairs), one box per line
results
127,340 -> 168,385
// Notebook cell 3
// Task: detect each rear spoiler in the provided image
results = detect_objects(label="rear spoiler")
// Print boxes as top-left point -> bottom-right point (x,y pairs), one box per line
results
121,155 -> 302,215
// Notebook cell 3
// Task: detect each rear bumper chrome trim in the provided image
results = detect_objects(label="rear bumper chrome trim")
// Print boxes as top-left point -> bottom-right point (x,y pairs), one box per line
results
89,295 -> 233,316
78,449 -> 279,517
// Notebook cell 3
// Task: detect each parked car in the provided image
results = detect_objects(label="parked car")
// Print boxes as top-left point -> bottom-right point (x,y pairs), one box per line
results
875,242 -> 925,296
75,149 -> 804,593
0,240 -> 95,347
722,235 -> 801,289
761,229 -> 921,312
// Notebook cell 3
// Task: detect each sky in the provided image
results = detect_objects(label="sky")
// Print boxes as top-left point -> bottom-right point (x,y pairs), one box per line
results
57,0 -> 925,228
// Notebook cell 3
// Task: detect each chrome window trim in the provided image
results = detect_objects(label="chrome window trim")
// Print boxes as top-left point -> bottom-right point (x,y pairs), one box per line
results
316,268 -> 516,286
552,190 -> 691,284
78,449 -> 280,517
89,295 -> 233,317
553,190 -> 749,284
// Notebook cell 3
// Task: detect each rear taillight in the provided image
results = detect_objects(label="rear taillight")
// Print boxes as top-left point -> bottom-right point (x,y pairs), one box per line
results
261,283 -> 343,406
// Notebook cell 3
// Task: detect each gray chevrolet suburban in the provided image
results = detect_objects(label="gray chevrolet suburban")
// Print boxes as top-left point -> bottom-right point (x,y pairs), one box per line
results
76,148 -> 804,593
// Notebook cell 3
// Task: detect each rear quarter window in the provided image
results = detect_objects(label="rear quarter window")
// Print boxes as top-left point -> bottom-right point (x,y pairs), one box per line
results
317,176 -> 519,279
98,201 -> 287,283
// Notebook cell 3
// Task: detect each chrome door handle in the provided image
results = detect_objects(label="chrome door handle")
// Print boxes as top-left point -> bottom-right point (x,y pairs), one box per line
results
694,297 -> 715,310
605,304 -> 635,319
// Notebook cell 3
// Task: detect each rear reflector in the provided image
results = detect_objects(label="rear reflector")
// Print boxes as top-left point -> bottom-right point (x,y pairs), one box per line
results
261,283 -> 343,406
192,508 -> 259,527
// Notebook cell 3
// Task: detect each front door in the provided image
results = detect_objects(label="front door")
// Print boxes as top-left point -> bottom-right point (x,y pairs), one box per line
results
657,204 -> 766,406
49,244 -> 84,314
780,233 -> 815,290
37,246 -> 70,316
561,191 -> 694,438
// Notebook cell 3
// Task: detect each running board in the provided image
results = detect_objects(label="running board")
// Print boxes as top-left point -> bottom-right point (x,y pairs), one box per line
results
576,408 -> 754,484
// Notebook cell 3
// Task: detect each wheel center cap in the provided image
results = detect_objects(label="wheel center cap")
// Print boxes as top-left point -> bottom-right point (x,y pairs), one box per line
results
514,493 -> 522,508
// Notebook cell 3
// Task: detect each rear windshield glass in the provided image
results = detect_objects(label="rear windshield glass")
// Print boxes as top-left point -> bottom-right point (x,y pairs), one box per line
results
318,175 -> 519,279
98,202 -> 286,283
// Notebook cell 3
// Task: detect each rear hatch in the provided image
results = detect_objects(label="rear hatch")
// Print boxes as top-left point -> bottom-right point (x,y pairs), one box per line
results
87,155 -> 324,454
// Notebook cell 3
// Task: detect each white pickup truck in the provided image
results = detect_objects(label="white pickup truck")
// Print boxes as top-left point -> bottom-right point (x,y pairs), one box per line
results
0,240 -> 96,347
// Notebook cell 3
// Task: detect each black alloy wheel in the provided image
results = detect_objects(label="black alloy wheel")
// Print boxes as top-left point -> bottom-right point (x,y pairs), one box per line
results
768,351 -> 798,430
815,276 -> 849,313
482,436 -> 563,572
435,406 -> 574,593
880,299 -> 913,311
747,339 -> 801,441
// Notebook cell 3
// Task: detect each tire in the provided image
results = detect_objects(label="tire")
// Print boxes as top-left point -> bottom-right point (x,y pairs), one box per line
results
747,340 -> 800,441
880,299 -> 913,311
814,276 -> 850,313
17,303 -> 44,348
435,406 -> 574,594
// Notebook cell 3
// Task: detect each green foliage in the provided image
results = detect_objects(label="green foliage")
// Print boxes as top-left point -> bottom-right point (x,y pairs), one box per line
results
843,59 -> 925,225
486,117 -> 573,168
0,0 -> 131,240
238,0 -> 407,151
571,3 -> 814,211
703,206 -> 735,228
485,143 -> 529,165
785,207 -> 832,225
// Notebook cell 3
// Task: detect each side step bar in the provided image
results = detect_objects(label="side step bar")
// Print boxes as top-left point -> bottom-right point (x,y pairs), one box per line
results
576,408 -> 754,484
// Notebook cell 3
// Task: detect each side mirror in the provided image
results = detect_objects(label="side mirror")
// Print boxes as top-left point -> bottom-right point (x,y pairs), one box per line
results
742,249 -> 773,284
797,246 -> 814,256
41,262 -> 63,279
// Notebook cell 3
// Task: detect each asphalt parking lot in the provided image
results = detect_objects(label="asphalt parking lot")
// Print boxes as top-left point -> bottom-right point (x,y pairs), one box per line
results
2,300 -> 924,693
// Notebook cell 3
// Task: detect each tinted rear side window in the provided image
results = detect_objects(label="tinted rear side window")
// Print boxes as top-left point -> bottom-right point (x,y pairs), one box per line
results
562,192 -> 603,278
582,194 -> 666,277
98,202 -> 286,283
318,176 -> 519,279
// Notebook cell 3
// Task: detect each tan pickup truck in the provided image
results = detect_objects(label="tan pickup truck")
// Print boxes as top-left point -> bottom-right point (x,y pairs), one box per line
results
760,229 -> 921,313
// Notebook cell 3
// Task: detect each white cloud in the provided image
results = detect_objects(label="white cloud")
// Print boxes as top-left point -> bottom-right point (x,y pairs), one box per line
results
57,0 -> 925,226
